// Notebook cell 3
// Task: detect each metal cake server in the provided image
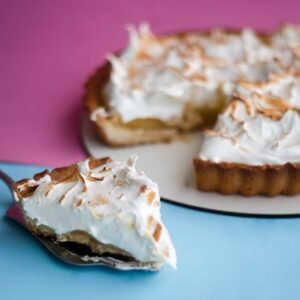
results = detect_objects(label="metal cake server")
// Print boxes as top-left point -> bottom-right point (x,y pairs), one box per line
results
0,169 -> 156,271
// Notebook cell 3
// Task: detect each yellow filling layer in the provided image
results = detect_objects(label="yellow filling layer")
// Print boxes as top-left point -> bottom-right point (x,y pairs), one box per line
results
108,95 -> 226,132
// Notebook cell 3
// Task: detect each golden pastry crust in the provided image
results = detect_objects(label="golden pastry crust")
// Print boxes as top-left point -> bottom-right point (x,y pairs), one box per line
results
193,158 -> 300,196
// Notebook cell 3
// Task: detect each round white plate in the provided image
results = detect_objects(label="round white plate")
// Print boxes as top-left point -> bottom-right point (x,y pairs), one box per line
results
81,116 -> 300,216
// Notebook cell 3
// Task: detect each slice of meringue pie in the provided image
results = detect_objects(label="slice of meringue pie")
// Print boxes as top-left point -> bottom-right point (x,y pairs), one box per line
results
12,156 -> 176,270
194,73 -> 300,196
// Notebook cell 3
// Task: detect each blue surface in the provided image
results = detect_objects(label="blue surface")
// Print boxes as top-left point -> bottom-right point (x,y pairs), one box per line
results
1,162 -> 300,300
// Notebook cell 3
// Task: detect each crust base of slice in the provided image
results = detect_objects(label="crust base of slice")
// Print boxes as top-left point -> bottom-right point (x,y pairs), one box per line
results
193,158 -> 300,196
23,214 -> 162,269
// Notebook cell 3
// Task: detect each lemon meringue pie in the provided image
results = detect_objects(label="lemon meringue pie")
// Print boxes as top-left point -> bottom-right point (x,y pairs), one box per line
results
13,156 -> 176,270
85,23 -> 300,196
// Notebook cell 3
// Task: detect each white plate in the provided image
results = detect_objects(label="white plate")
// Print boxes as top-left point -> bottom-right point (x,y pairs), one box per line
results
81,116 -> 300,216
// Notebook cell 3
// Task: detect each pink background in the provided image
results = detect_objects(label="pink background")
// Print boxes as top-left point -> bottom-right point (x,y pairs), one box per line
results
0,0 -> 299,166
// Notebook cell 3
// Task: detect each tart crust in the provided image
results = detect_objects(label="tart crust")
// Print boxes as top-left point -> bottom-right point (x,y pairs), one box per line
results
193,158 -> 300,196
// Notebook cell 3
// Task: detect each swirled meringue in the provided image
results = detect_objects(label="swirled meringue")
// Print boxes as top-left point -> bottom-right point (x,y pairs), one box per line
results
13,156 -> 176,269
198,75 -> 300,165
93,23 -> 300,124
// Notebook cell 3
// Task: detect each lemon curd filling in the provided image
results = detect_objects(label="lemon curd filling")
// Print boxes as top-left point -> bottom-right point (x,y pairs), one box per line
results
109,87 -> 227,132
111,101 -> 225,132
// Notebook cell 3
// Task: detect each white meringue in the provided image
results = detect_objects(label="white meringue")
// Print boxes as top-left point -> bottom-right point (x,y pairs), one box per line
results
198,75 -> 300,165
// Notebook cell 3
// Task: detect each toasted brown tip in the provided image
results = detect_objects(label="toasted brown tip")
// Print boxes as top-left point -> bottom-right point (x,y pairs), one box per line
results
153,223 -> 162,242
147,191 -> 156,205
86,174 -> 104,181
15,184 -> 39,199
89,157 -> 112,169
50,165 -> 78,182
33,169 -> 50,181
140,184 -> 147,193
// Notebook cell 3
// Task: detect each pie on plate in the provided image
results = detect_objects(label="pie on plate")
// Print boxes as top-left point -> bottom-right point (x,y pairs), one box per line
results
84,24 -> 300,196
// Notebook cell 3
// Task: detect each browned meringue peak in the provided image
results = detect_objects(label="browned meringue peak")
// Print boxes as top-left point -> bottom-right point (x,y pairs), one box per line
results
231,93 -> 291,120
232,72 -> 300,120
127,23 -> 300,68
14,157 -> 112,200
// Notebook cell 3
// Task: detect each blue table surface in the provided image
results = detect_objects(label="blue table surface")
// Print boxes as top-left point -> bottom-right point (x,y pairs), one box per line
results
1,162 -> 300,300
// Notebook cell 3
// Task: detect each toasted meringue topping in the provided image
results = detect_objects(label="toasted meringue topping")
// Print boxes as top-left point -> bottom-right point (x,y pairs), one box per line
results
198,75 -> 300,165
92,23 -> 300,124
13,156 -> 176,268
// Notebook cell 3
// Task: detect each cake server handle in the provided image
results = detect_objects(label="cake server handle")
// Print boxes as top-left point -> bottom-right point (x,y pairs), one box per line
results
0,169 -> 15,200
0,169 -> 28,224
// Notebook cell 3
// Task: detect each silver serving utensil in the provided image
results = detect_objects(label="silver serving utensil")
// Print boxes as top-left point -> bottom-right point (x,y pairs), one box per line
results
0,169 -> 157,271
